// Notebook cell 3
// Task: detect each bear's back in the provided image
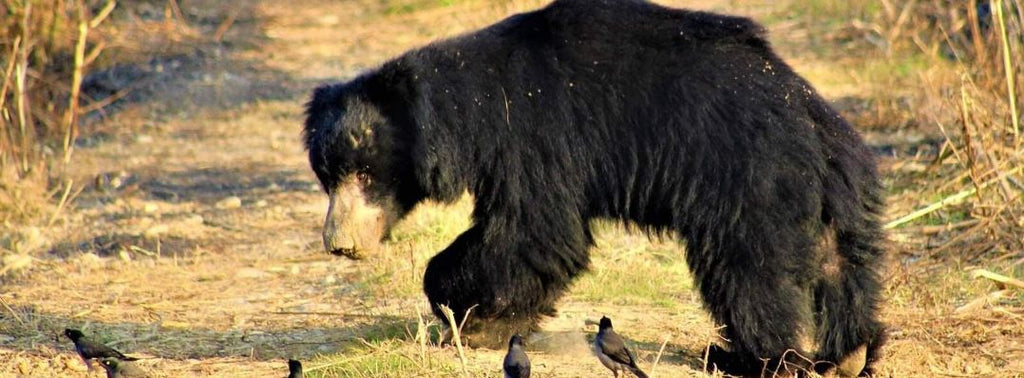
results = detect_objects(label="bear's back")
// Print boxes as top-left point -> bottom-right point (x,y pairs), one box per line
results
541,0 -> 766,44
468,0 -> 764,53
402,0 -> 770,67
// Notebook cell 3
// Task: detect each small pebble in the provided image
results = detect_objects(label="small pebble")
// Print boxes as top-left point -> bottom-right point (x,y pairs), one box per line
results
216,196 -> 242,209
143,225 -> 169,238
235,268 -> 270,279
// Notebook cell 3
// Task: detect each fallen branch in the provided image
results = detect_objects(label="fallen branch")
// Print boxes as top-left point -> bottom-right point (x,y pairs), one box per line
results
955,289 -> 1009,313
885,165 -> 1024,229
971,269 -> 1024,289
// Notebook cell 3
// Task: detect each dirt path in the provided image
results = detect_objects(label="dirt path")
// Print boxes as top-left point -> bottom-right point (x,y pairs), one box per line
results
2,1 -> 1022,377
0,1 -> 369,375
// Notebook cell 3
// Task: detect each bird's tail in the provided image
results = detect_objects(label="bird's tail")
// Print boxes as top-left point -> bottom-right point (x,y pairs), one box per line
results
629,366 -> 648,378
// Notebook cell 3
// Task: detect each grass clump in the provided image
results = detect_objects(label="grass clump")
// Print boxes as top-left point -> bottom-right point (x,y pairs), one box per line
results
361,197 -> 473,299
306,339 -> 457,378
571,222 -> 693,308
1,0 -> 117,278
778,0 -> 1024,261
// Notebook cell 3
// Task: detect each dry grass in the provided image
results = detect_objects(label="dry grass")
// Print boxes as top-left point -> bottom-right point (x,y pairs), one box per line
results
784,0 -> 1024,260
0,0 -> 1023,377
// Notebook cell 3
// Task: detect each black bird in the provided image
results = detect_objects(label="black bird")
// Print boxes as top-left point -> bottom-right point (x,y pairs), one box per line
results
593,317 -> 648,378
288,359 -> 303,378
503,334 -> 531,378
98,358 -> 149,378
64,328 -> 138,369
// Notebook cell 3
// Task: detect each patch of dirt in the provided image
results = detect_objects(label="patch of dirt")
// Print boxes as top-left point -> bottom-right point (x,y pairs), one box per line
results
48,233 -> 201,258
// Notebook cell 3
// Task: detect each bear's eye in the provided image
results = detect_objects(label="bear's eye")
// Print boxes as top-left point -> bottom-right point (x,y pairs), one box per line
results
356,172 -> 371,184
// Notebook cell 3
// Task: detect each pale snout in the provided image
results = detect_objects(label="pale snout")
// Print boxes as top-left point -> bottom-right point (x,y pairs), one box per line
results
322,183 -> 385,259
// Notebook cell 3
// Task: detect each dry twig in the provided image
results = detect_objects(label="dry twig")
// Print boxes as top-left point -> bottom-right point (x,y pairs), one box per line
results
649,334 -> 671,376
972,269 -> 1024,289
438,304 -> 473,376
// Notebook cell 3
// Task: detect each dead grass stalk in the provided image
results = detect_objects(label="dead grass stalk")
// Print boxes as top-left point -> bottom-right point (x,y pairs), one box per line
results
438,304 -> 472,376
993,0 -> 1021,139
832,0 -> 1024,258
1,0 -> 113,227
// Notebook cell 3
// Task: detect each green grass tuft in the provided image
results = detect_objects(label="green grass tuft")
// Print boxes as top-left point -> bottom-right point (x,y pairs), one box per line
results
571,222 -> 694,308
307,340 -> 456,378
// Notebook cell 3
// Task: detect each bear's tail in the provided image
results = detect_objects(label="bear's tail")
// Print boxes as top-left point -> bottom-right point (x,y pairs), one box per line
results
813,99 -> 887,376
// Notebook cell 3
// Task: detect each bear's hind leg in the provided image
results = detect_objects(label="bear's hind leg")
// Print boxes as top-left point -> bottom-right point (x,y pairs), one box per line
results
813,262 -> 885,377
810,214 -> 886,377
692,238 -> 815,377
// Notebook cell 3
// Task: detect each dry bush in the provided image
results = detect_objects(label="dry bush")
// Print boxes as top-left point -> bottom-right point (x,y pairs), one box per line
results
891,0 -> 1021,259
826,0 -> 1023,259
0,0 -> 115,225
0,0 -> 226,225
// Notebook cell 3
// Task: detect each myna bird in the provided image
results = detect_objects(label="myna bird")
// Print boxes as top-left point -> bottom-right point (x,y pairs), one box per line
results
98,358 -> 149,378
593,317 -> 648,378
64,328 -> 138,369
503,334 -> 531,378
288,359 -> 303,378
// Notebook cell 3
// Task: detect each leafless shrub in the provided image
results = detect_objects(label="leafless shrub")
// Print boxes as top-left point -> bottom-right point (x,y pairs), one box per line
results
1,0 -> 114,223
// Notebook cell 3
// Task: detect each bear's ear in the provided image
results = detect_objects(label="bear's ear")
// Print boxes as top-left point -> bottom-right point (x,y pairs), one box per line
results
310,84 -> 343,109
367,61 -> 465,203
366,62 -> 417,114
303,83 -> 346,152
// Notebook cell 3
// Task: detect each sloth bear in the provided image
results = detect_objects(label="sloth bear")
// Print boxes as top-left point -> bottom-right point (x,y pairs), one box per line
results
303,0 -> 886,376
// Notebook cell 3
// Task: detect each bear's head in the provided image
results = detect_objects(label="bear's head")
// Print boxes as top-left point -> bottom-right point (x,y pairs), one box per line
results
303,70 -> 423,259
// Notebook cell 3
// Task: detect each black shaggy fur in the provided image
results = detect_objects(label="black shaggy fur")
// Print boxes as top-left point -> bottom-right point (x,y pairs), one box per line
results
303,0 -> 886,376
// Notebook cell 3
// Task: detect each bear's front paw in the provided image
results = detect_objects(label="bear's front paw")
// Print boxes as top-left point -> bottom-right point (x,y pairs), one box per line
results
437,314 -> 540,349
